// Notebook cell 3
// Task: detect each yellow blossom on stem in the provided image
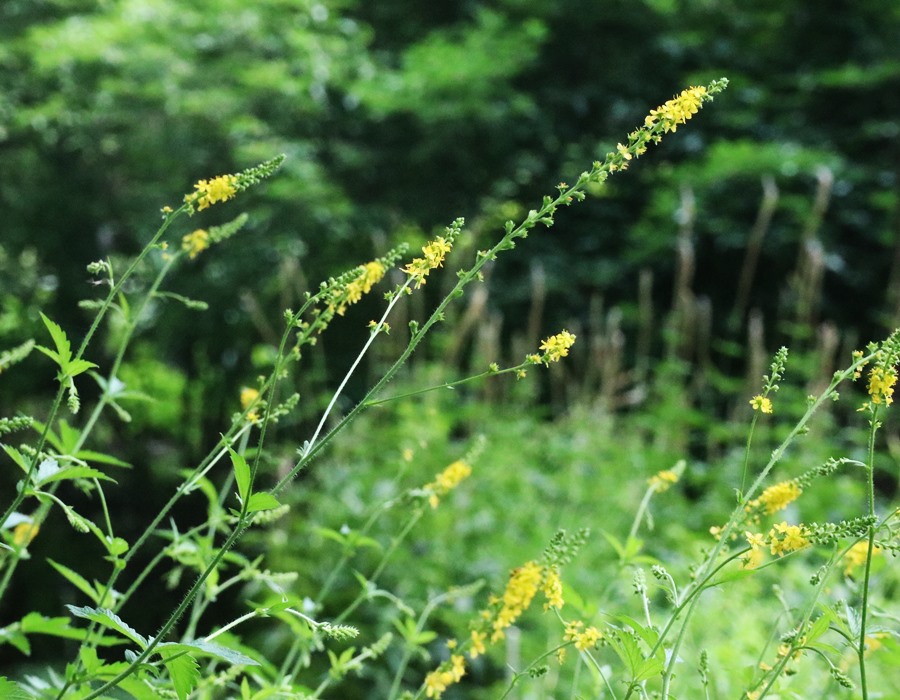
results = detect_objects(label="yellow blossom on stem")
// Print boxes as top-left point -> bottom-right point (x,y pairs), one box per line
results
181,229 -> 210,259
491,561 -> 542,642
542,566 -> 564,610
768,522 -> 809,557
423,655 -> 466,698
644,85 -> 708,133
469,630 -> 487,659
747,480 -> 802,515
338,261 -> 387,315
12,521 -> 40,547
843,540 -> 881,576
404,236 -> 453,288
563,620 -> 602,651
867,365 -> 897,405
741,531 -> 767,569
240,387 -> 262,423
647,469 -> 679,492
749,394 -> 773,414
538,330 -> 576,364
185,174 -> 238,211
423,459 -> 472,508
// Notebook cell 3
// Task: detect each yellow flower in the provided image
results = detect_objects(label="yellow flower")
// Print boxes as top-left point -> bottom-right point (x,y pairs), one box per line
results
542,566 -> 564,610
240,387 -> 262,424
647,469 -> 679,492
749,395 -> 773,414
644,85 -> 708,133
491,561 -> 543,642
538,330 -> 576,364
12,521 -> 40,547
449,654 -> 465,682
563,620 -> 602,651
469,630 -> 487,659
185,174 -> 238,211
741,531 -> 767,569
867,366 -> 897,405
338,261 -> 387,315
181,229 -> 210,259
404,236 -> 453,288
748,480 -> 801,515
768,522 -> 809,557
843,540 -> 881,576
424,460 -> 472,509
424,669 -> 449,698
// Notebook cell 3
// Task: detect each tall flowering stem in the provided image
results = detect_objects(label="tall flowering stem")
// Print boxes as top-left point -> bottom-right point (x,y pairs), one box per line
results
274,79 -> 728,493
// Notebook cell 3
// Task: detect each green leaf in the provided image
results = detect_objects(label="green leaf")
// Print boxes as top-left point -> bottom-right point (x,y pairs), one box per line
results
157,639 -> 259,666
48,559 -> 99,604
36,466 -> 116,488
246,491 -> 281,513
1,445 -> 28,473
159,649 -> 200,700
18,612 -> 124,646
66,605 -> 147,648
67,358 -> 100,378
37,312 -> 73,367
228,446 -> 251,504
0,677 -> 30,700
75,450 -> 131,468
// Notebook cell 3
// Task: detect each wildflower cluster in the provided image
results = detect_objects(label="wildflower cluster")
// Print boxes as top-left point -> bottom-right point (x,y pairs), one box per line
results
423,654 -> 466,699
422,459 -> 472,509
563,619 -> 603,652
181,229 -> 209,259
302,246 -> 406,339
403,218 -> 464,289
420,551 -> 570,699
647,468 -> 679,493
854,330 -> 900,411
240,387 -> 263,424
644,85 -> 710,134
527,330 -> 576,366
744,479 -> 802,521
181,155 -> 285,214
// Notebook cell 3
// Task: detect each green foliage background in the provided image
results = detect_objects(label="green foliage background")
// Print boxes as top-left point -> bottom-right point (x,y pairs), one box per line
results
1,0 -> 899,696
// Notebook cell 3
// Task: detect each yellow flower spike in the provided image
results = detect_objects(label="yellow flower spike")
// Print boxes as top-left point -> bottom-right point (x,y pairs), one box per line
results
747,480 -> 802,515
538,330 -> 576,364
423,459 -> 472,509
185,174 -> 238,211
867,365 -> 897,405
469,630 -> 487,659
644,85 -> 708,133
542,566 -> 564,610
768,522 -> 809,557
181,229 -> 210,259
491,561 -> 543,642
647,468 -> 679,492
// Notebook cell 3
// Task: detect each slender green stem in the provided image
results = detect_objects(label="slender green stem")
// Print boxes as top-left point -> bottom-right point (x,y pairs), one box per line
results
858,406 -> 879,699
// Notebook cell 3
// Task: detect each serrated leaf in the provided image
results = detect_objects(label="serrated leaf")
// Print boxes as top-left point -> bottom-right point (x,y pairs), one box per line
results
47,559 -> 99,604
246,491 -> 281,513
159,649 -> 200,700
38,313 -> 72,366
66,605 -> 147,648
67,358 -> 99,378
157,639 -> 259,666
228,447 -> 251,504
